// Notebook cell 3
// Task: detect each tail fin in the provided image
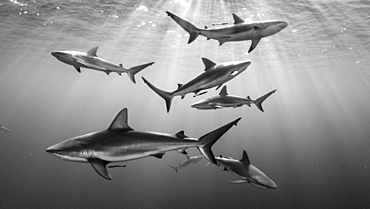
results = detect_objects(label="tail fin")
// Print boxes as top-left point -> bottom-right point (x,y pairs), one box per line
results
197,118 -> 241,164
166,11 -> 200,44
126,62 -> 155,83
254,89 -> 277,112
142,77 -> 173,112
167,164 -> 179,173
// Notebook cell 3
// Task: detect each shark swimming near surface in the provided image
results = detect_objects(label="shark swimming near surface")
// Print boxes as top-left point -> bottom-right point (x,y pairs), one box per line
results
191,86 -> 277,112
142,58 -> 251,112
208,150 -> 277,189
46,108 -> 241,180
0,123 -> 10,133
51,46 -> 155,83
166,11 -> 288,53
167,155 -> 203,173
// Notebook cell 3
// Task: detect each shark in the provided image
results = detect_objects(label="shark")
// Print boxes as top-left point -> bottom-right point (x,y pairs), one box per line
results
51,46 -> 155,83
167,155 -> 203,173
0,123 -> 10,133
166,11 -> 288,53
209,150 -> 277,189
191,86 -> 277,112
142,58 -> 251,112
46,108 -> 241,180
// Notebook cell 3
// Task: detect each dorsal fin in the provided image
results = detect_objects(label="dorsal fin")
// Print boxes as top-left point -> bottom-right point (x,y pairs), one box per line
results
177,84 -> 183,90
219,86 -> 228,96
201,58 -> 216,71
175,130 -> 188,138
232,13 -> 244,24
87,46 -> 98,57
119,63 -> 123,67
108,108 -> 133,131
241,150 -> 250,165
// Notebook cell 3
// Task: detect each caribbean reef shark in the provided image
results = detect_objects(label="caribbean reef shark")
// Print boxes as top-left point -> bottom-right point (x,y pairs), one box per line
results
0,123 -> 10,133
46,108 -> 241,180
166,11 -> 288,53
191,86 -> 277,112
167,155 -> 203,173
51,46 -> 155,83
142,58 -> 251,112
209,150 -> 277,189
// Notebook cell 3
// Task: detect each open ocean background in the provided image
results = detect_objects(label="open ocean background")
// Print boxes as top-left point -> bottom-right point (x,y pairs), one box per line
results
1,0 -> 370,208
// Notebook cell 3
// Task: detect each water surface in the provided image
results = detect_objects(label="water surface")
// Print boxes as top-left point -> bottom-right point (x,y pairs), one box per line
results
0,0 -> 370,208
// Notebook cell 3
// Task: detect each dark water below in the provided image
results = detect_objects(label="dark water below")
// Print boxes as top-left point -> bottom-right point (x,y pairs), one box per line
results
1,0 -> 370,208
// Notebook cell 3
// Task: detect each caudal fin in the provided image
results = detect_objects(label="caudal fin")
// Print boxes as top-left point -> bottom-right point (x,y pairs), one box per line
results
254,89 -> 277,112
142,77 -> 173,112
197,118 -> 241,164
166,11 -> 200,44
127,62 -> 155,83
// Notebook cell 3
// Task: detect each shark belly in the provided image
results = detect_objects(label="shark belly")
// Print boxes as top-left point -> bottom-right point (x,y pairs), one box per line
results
218,30 -> 256,43
174,71 -> 231,96
76,56 -> 123,73
92,131 -> 198,162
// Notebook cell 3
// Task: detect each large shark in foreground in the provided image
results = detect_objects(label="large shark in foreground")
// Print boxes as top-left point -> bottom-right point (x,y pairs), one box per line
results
209,150 -> 277,189
46,108 -> 241,180
142,58 -> 251,112
51,46 -> 155,83
0,123 -> 10,133
167,155 -> 203,173
191,86 -> 277,112
166,11 -> 288,53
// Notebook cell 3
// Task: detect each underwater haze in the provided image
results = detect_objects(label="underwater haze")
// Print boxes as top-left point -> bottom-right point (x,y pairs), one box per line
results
1,0 -> 370,208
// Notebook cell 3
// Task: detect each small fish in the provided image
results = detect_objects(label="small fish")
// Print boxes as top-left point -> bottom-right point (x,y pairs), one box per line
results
108,165 -> 126,168
0,123 -> 10,133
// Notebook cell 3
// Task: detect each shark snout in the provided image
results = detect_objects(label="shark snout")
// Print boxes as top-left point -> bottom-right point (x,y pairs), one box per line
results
277,21 -> 288,30
236,61 -> 251,71
51,52 -> 59,58
46,145 -> 58,154
51,51 -> 69,59
46,143 -> 64,155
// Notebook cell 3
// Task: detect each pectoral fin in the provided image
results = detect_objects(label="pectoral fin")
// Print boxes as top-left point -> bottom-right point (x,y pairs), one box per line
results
74,65 -> 81,73
248,38 -> 261,53
88,158 -> 111,180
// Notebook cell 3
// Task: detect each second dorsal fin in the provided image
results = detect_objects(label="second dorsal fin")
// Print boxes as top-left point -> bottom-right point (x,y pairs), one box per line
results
108,108 -> 133,131
232,13 -> 244,24
219,86 -> 228,96
87,46 -> 98,57
201,58 -> 216,71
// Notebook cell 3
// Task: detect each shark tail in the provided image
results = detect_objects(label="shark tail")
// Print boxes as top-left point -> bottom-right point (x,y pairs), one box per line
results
127,62 -> 155,84
254,89 -> 277,112
167,164 -> 179,173
142,77 -> 173,112
166,11 -> 200,44
197,118 -> 241,164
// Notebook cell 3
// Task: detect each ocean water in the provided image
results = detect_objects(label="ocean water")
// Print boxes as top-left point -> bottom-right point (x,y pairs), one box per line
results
1,0 -> 370,208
